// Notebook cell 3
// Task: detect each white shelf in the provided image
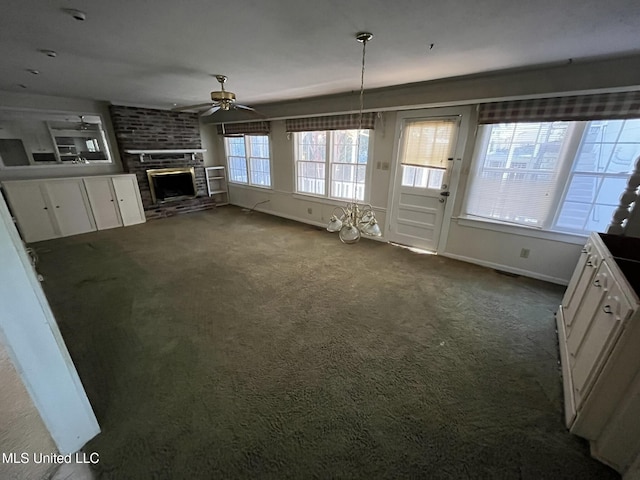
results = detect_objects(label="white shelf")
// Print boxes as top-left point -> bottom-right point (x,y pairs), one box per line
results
204,166 -> 229,205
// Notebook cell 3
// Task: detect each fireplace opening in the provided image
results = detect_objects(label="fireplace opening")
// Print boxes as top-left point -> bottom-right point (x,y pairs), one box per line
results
146,167 -> 197,204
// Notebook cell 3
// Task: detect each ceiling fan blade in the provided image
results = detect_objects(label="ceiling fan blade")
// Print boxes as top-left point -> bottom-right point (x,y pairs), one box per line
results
234,104 -> 267,117
172,103 -> 213,111
234,104 -> 256,112
200,106 -> 221,116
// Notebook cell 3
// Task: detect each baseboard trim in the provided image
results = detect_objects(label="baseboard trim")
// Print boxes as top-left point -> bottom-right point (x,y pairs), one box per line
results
440,252 -> 569,285
229,202 -> 388,243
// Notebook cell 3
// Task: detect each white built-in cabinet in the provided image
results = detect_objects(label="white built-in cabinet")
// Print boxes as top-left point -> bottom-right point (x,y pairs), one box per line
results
557,232 -> 640,477
2,174 -> 145,243
84,175 -> 145,230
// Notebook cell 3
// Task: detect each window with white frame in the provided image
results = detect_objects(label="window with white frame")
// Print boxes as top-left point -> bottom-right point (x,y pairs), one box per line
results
399,119 -> 457,189
294,129 -> 370,201
225,135 -> 271,187
463,119 -> 640,236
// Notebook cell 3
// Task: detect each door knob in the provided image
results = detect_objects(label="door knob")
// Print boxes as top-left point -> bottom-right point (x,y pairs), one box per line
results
440,191 -> 450,197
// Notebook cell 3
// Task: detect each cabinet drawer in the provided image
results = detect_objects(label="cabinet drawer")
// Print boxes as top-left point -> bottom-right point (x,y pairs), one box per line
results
567,261 -> 613,343
572,280 -> 632,408
563,248 -> 603,330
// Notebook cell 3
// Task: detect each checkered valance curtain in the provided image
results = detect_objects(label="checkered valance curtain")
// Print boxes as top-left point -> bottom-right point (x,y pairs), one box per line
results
478,91 -> 640,124
285,113 -> 376,132
216,121 -> 270,136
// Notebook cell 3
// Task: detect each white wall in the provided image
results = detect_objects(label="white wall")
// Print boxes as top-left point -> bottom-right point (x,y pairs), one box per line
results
200,55 -> 640,285
0,91 -> 123,181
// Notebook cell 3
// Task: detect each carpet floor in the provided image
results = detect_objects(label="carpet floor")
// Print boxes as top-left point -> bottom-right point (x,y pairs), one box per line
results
35,207 -> 618,479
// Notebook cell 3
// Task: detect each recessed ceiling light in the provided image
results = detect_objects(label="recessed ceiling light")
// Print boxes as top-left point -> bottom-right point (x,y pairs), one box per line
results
39,49 -> 57,58
62,8 -> 86,21
27,69 -> 40,75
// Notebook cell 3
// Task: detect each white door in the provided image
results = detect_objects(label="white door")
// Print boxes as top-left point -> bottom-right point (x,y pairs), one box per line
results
46,179 -> 96,236
2,181 -> 58,242
388,110 -> 468,251
84,177 -> 123,230
112,175 -> 146,226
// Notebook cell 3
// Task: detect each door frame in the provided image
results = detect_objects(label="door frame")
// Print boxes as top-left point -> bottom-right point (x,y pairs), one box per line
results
386,106 -> 472,253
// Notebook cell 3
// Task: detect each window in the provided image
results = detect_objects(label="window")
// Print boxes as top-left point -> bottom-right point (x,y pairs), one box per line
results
464,119 -> 640,236
399,119 -> 457,189
224,135 -> 271,188
294,129 -> 370,201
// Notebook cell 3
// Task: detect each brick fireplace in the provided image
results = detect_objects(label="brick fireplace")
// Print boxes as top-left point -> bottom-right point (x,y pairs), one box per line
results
109,105 -> 216,219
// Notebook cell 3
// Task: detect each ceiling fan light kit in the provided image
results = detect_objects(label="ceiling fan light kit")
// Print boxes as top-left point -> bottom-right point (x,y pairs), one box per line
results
173,74 -> 259,116
210,75 -> 235,110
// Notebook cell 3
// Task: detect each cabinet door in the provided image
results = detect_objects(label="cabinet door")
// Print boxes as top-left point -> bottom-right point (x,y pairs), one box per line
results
563,245 -> 602,330
84,177 -> 122,230
2,182 -> 58,242
112,176 -> 145,226
46,179 -> 96,237
571,275 -> 632,408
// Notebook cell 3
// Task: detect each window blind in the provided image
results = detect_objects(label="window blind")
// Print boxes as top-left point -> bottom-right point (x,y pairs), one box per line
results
464,122 -> 570,228
401,119 -> 457,168
478,91 -> 640,124
285,113 -> 376,132
216,121 -> 270,136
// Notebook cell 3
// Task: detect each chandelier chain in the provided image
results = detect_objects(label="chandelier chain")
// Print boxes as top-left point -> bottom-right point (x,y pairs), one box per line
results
359,38 -> 366,131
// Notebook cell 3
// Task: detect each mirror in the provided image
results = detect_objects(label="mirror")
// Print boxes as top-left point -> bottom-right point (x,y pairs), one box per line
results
0,109 -> 113,168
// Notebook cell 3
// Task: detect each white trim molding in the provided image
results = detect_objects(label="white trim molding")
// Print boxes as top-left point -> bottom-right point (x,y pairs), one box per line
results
440,251 -> 569,286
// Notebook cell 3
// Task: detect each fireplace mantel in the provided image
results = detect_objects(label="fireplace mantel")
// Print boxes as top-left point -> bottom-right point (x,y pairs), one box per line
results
124,148 -> 207,162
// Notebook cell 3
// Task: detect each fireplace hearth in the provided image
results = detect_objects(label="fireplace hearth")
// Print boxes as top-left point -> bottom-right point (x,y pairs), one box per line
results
146,167 -> 197,204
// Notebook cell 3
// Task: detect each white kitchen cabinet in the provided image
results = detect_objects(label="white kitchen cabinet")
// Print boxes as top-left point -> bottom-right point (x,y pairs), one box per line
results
84,177 -> 122,230
2,174 -> 145,242
562,237 -> 602,331
557,232 -> 640,476
1,181 -> 57,242
111,175 -> 145,226
83,175 -> 145,230
46,179 -> 96,237
2,177 -> 95,242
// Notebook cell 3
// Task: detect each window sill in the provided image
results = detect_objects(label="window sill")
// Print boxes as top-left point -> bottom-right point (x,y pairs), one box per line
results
453,216 -> 587,245
292,192 -> 385,211
228,182 -> 272,191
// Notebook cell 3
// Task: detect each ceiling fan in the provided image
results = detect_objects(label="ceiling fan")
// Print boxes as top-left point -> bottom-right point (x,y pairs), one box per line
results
75,115 -> 96,131
173,75 -> 261,117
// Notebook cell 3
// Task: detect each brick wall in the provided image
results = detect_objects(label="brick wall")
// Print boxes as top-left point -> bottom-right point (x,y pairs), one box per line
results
109,105 -> 216,219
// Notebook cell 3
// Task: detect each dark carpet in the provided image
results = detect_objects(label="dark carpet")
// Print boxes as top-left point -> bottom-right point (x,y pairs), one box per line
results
35,207 -> 618,479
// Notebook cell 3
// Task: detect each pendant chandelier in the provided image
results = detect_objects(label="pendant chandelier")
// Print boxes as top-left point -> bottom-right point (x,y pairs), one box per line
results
326,32 -> 382,244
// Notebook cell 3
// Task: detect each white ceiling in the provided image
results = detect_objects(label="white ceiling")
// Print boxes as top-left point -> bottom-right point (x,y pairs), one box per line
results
1,0 -> 639,110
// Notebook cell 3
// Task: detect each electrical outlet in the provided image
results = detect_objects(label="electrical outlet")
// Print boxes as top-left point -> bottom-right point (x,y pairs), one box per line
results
520,248 -> 530,259
307,207 -> 313,215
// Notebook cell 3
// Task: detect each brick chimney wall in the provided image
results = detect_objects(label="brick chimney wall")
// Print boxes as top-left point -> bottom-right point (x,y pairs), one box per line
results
109,105 -> 215,219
